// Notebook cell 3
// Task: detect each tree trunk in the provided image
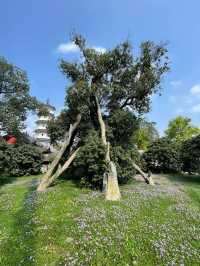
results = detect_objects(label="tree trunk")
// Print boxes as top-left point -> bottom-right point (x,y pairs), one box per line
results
95,96 -> 107,146
132,161 -> 154,185
95,96 -> 121,200
37,114 -> 81,192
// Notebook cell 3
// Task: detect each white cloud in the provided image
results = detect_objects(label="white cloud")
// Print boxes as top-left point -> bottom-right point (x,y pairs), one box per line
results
57,42 -> 106,54
170,80 -> 182,87
190,84 -> 200,96
92,46 -> 106,53
57,42 -> 79,54
191,104 -> 200,113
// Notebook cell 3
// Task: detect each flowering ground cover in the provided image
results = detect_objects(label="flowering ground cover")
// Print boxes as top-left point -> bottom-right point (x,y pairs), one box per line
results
0,174 -> 199,266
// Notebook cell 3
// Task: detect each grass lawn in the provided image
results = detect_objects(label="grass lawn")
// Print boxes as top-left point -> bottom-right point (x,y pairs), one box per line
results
0,174 -> 200,266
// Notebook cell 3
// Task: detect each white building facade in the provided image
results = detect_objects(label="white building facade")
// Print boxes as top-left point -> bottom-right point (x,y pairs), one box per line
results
35,103 -> 55,149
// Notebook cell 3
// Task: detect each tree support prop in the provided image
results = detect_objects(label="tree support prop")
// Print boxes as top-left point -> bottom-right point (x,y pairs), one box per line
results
132,161 -> 154,185
37,114 -> 81,192
38,148 -> 80,190
105,161 -> 121,200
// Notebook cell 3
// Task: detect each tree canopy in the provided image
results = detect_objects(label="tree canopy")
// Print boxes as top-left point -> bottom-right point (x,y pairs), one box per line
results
60,35 -> 169,116
59,35 -> 169,149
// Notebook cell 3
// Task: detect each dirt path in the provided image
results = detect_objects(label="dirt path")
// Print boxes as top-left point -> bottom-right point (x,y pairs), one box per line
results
134,173 -> 172,185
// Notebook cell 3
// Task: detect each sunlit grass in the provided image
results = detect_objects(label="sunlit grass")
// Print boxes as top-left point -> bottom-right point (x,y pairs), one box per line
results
0,174 -> 199,265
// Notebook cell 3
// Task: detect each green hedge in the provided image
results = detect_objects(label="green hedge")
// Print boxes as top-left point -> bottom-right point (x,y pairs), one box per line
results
71,131 -> 107,188
0,140 -> 42,177
111,146 -> 140,184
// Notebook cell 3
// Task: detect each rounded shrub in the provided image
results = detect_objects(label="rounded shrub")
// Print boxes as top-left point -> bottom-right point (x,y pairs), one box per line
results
180,134 -> 200,174
111,146 -> 140,184
0,141 -> 42,177
71,130 -> 107,189
69,130 -> 140,188
143,138 -> 181,173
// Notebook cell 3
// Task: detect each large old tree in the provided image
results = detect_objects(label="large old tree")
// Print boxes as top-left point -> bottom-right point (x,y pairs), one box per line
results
37,34 -> 169,200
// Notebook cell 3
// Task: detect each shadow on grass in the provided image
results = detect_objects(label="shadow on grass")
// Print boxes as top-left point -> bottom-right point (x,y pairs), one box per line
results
0,175 -> 18,187
166,174 -> 200,185
55,174 -> 87,188
187,187 -> 200,206
1,178 -> 39,266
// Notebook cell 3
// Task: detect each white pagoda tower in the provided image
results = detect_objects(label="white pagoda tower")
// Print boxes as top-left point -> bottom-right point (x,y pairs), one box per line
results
35,100 -> 55,149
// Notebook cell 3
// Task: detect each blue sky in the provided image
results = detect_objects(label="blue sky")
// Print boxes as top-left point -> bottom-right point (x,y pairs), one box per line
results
1,0 -> 200,134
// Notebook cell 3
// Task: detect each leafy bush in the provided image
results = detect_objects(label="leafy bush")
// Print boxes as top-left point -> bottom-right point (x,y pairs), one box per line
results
71,131 -> 107,188
0,141 -> 42,177
69,130 -> 140,188
180,135 -> 200,174
143,138 -> 181,173
111,146 -> 140,184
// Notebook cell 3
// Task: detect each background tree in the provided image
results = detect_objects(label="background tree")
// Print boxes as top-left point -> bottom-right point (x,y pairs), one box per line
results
0,57 -> 42,139
164,116 -> 200,146
132,119 -> 159,150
